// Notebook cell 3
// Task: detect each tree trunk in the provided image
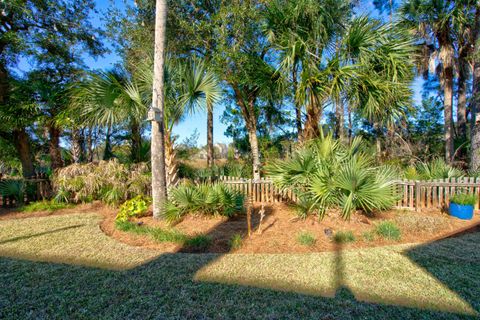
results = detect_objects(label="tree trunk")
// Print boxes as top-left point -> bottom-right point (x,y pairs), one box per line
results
292,64 -> 302,140
48,125 -> 64,171
335,99 -> 344,141
151,0 -> 168,219
440,41 -> 455,163
206,105 -> 214,168
103,126 -> 113,160
13,128 -> 35,178
303,93 -> 321,141
374,122 -> 382,158
247,126 -> 261,180
71,127 -> 84,164
0,62 -> 7,105
457,56 -> 469,141
470,4 -> 480,170
130,120 -> 142,163
86,127 -> 94,162
164,132 -> 178,188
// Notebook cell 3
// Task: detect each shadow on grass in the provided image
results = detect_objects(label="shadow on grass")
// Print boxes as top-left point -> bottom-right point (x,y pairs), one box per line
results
0,208 -> 479,319
0,224 -> 84,244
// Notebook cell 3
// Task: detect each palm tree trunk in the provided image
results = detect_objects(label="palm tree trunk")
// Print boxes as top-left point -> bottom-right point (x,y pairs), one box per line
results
48,125 -> 64,170
206,105 -> 214,168
151,0 -> 168,219
292,64 -> 302,140
440,42 -> 455,164
103,126 -> 113,160
303,93 -> 321,140
335,99 -> 344,141
71,127 -> 84,164
130,120 -> 142,163
457,56 -> 469,141
86,127 -> 94,162
13,128 -> 34,178
470,4 -> 480,170
164,132 -> 178,188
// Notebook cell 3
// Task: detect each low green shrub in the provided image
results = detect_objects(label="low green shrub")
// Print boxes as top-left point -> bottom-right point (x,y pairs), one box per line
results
19,201 -> 73,213
0,179 -> 25,203
116,196 -> 151,222
361,231 -> 376,242
450,193 -> 477,206
375,221 -> 401,240
162,183 -> 244,224
229,233 -> 243,250
297,231 -> 316,246
333,231 -> 356,243
184,235 -> 212,252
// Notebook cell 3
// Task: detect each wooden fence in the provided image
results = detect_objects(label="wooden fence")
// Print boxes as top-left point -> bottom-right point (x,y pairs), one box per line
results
219,176 -> 480,211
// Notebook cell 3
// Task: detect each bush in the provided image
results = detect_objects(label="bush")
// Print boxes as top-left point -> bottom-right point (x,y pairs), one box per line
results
333,231 -> 356,243
184,234 -> 212,252
404,158 -> 463,180
297,231 -> 316,246
116,196 -> 152,222
450,193 -> 477,206
229,233 -> 243,250
53,160 -> 150,205
19,201 -> 73,213
162,183 -> 244,224
267,135 -> 397,220
362,231 -> 375,242
375,221 -> 401,240
0,179 -> 25,203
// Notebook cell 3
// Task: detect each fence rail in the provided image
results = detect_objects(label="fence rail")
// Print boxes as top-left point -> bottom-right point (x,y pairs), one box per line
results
219,176 -> 480,211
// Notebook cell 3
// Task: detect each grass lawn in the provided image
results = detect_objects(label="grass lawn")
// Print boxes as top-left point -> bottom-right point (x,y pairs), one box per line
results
0,213 -> 478,319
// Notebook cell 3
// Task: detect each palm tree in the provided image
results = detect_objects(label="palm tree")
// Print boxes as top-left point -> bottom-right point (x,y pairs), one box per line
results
401,0 -> 459,163
470,2 -> 480,170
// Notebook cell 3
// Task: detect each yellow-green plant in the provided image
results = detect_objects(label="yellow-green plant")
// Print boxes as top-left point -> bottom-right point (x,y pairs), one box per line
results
116,196 -> 151,222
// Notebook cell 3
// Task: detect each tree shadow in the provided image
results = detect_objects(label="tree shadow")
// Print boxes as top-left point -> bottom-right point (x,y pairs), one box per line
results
0,224 -> 84,244
0,207 -> 479,319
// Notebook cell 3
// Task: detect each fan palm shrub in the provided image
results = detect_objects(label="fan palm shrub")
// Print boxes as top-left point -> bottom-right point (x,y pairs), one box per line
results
403,158 -> 463,180
267,134 -> 397,219
162,183 -> 244,224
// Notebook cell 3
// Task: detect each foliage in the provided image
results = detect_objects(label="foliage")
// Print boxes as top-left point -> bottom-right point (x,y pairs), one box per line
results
162,183 -> 244,224
116,196 -> 152,223
296,232 -> 316,246
333,231 -> 356,244
19,201 -> 73,213
183,235 -> 213,252
115,221 -> 188,243
362,231 -> 376,242
450,194 -> 477,206
375,221 -> 401,241
229,234 -> 243,250
267,135 -> 398,219
52,160 -> 150,205
0,179 -> 25,203
404,158 -> 464,180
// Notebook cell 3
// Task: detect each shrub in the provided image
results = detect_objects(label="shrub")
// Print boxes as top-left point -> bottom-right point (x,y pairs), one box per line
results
19,201 -> 73,213
405,158 -> 463,180
267,135 -> 397,220
0,179 -> 25,203
362,231 -> 375,242
116,196 -> 151,222
375,221 -> 401,240
297,231 -> 316,246
333,231 -> 356,243
162,183 -> 244,224
450,193 -> 477,206
229,233 -> 243,250
183,235 -> 212,251
52,160 -> 150,205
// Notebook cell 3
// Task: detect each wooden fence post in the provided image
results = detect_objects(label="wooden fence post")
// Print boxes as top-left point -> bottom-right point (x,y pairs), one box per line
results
415,180 -> 420,211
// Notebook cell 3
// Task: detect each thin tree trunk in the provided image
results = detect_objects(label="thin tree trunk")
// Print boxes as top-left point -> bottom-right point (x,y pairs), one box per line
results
335,99 -> 344,141
206,105 -> 214,168
348,104 -> 353,143
151,0 -> 168,219
48,125 -> 64,170
86,127 -> 94,162
470,4 -> 480,170
103,126 -> 113,160
374,121 -> 382,158
13,128 -> 35,178
440,41 -> 455,163
247,126 -> 261,180
457,56 -> 469,141
292,64 -> 302,140
130,120 -> 142,163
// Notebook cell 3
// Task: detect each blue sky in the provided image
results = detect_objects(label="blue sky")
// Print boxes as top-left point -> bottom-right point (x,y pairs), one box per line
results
17,0 -> 424,146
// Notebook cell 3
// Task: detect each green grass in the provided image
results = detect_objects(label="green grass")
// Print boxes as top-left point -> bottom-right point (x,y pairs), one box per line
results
375,221 -> 402,241
115,220 -> 210,251
19,200 -> 73,213
333,231 -> 356,243
297,231 -> 316,246
362,231 -> 376,242
229,233 -> 243,250
0,212 -> 478,319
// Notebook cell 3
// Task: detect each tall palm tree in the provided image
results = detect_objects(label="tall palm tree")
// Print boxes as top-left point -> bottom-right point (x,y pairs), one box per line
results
401,0 -> 459,163
470,2 -> 480,170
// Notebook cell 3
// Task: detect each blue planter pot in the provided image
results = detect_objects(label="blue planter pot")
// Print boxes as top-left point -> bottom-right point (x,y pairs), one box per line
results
449,202 -> 474,220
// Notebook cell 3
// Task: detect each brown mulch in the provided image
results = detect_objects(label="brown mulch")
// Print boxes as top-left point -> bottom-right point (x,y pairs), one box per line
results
2,202 -> 479,254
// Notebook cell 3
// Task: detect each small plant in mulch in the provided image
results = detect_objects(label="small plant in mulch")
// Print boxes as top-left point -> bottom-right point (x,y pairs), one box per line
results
333,231 -> 356,244
183,235 -> 212,252
297,231 -> 316,246
229,233 -> 243,250
375,221 -> 401,241
362,231 -> 376,242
